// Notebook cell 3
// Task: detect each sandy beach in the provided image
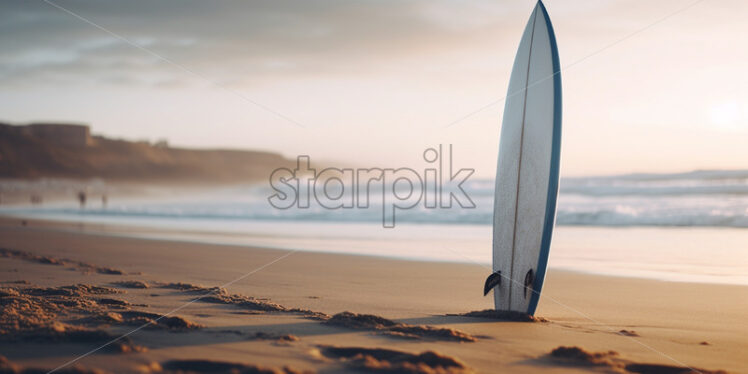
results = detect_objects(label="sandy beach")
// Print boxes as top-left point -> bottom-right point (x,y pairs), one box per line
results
5,0 -> 748,372
0,217 -> 744,374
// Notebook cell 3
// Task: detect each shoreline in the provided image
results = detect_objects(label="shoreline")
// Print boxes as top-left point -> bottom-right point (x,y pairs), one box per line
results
1,214 -> 747,287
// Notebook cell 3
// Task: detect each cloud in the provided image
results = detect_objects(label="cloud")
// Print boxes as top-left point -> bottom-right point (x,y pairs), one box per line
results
0,0 -> 528,88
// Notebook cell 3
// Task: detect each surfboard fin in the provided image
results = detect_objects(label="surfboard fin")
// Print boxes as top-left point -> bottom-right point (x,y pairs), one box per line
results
523,269 -> 535,299
483,271 -> 502,296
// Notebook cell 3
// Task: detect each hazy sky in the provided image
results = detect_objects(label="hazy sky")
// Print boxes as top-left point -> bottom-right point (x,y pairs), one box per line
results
1,0 -> 746,177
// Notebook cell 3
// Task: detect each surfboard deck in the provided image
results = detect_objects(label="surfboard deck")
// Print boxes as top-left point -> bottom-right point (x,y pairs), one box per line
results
486,0 -> 562,316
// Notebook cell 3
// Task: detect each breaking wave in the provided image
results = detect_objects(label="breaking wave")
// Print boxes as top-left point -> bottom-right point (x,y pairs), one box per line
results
2,170 -> 748,228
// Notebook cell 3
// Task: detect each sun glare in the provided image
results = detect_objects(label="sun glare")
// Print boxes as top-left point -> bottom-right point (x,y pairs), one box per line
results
708,101 -> 745,130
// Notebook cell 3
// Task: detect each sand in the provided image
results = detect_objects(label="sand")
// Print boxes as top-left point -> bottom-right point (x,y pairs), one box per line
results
0,217 -> 745,373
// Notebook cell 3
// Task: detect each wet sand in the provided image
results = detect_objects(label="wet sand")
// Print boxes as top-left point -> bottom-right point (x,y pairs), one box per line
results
0,217 -> 745,373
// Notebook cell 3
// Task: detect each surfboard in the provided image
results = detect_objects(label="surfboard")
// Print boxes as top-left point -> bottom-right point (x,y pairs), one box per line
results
483,0 -> 562,316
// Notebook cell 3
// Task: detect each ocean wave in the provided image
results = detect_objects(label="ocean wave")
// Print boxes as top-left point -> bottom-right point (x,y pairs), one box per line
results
3,169 -> 748,228
559,184 -> 748,196
556,210 -> 748,228
595,169 -> 748,182
7,202 -> 748,229
463,175 -> 748,197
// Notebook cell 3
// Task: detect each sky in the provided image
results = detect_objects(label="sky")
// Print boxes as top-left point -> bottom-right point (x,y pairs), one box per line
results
1,0 -> 747,177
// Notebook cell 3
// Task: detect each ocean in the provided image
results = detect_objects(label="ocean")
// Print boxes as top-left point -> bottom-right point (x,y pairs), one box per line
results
1,169 -> 747,285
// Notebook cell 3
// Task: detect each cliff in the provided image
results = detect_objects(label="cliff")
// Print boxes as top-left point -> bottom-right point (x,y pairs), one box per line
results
0,123 -> 295,184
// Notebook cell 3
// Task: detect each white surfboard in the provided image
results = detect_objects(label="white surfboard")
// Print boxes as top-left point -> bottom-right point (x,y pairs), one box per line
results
484,1 -> 562,315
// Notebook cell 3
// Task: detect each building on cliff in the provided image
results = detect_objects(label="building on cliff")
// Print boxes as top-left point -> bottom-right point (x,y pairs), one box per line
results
2,123 -> 93,147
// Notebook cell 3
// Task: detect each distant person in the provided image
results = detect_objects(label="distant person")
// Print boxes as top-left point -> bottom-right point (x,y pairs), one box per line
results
78,191 -> 87,209
102,194 -> 108,209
